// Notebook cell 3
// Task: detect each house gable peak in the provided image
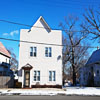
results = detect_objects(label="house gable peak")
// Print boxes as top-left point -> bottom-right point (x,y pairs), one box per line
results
30,16 -> 51,33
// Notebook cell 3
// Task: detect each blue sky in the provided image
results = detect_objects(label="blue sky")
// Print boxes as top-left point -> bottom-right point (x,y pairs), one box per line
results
0,0 -> 100,60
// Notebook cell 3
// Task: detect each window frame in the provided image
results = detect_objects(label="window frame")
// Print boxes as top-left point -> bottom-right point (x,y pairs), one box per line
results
30,46 -> 37,57
45,47 -> 52,57
97,70 -> 99,76
33,70 -> 40,81
49,71 -> 56,82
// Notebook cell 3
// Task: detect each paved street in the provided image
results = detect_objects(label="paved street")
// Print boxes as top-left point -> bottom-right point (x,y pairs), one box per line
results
0,96 -> 99,100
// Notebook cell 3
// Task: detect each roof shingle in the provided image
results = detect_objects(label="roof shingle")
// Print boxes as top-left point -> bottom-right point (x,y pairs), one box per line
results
0,42 -> 11,57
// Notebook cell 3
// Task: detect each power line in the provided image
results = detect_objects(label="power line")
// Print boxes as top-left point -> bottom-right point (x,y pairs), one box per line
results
0,37 -> 98,48
0,19 -> 98,48
41,0 -> 98,6
19,0 -> 98,9
0,18 -> 98,49
0,19 -> 85,32
0,19 -> 32,27
43,0 -> 97,4
0,37 -> 62,46
19,0 -> 83,9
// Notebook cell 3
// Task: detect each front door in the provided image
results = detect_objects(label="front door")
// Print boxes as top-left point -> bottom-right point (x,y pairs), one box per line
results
24,70 -> 30,88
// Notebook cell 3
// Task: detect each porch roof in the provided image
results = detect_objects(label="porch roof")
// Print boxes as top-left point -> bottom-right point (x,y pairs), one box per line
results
22,63 -> 33,70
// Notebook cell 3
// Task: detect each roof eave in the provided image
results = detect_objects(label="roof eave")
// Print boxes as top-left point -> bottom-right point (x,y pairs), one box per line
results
0,52 -> 11,58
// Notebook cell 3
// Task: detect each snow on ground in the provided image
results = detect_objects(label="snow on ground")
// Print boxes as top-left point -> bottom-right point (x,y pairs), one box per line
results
66,87 -> 100,96
0,88 -> 66,96
0,87 -> 100,96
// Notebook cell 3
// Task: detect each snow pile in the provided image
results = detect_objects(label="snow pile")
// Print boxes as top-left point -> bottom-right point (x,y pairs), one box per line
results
0,88 -> 66,96
66,87 -> 100,96
0,87 -> 100,96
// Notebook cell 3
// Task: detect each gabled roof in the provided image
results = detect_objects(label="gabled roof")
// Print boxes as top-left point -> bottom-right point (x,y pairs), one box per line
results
0,42 -> 11,58
86,49 -> 100,65
31,16 -> 51,32
22,63 -> 33,70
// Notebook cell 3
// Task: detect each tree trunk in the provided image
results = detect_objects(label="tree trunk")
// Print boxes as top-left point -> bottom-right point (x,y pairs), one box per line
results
72,46 -> 76,86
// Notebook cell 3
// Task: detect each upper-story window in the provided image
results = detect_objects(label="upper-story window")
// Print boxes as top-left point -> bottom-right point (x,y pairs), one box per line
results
30,47 -> 37,57
97,70 -> 99,76
45,47 -> 52,57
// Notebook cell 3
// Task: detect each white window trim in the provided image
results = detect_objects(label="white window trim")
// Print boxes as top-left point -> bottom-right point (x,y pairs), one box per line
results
45,47 -> 52,57
29,46 -> 37,58
33,70 -> 40,82
48,70 -> 56,82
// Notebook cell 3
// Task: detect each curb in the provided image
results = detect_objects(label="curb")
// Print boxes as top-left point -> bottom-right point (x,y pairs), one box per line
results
0,93 -> 100,96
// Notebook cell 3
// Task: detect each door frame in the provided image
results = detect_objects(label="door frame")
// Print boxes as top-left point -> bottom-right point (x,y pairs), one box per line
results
24,70 -> 30,88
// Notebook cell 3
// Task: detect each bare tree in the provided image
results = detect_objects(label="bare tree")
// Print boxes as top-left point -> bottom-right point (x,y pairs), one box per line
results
60,15 -> 89,86
81,7 -> 100,41
7,48 -> 18,72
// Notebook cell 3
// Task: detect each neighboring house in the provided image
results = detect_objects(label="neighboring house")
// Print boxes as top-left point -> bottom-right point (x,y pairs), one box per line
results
79,49 -> 100,86
18,16 -> 62,88
0,42 -> 14,88
0,42 -> 12,76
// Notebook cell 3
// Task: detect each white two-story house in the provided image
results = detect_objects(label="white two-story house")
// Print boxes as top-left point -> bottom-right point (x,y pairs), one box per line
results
18,16 -> 62,88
